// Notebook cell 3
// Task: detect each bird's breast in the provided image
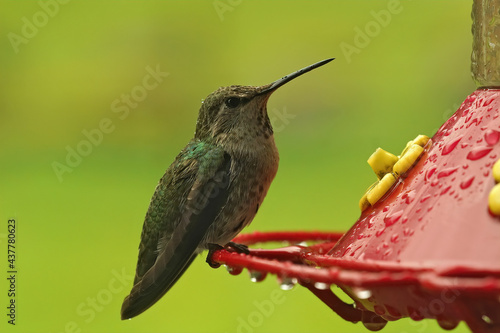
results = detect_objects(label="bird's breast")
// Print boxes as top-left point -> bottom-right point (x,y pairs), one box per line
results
204,137 -> 279,246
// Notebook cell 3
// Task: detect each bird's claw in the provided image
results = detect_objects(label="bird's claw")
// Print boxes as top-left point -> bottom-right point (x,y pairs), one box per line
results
225,241 -> 250,254
206,242 -> 250,269
206,243 -> 224,268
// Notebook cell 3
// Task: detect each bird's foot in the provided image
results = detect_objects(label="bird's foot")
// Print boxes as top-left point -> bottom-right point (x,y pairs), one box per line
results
206,242 -> 250,269
206,243 -> 224,268
225,241 -> 250,254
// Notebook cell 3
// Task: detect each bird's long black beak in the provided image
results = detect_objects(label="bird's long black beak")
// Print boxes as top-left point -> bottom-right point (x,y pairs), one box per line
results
258,58 -> 334,95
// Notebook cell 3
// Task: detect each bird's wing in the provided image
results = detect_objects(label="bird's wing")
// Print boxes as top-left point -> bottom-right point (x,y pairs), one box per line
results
121,144 -> 231,319
131,146 -> 200,286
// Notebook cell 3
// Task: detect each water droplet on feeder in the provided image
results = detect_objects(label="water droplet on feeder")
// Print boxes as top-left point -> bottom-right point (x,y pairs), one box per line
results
313,282 -> 330,290
441,135 -> 463,155
249,270 -> 266,283
426,167 -> 437,181
278,276 -> 297,290
353,288 -> 372,299
390,234 -> 399,243
402,190 -> 415,204
437,167 -> 459,179
484,97 -> 495,106
384,210 -> 403,227
467,146 -> 493,160
437,317 -> 459,330
403,227 -> 412,236
225,265 -> 243,276
460,176 -> 475,189
420,194 -> 431,203
385,304 -> 401,318
440,186 -> 452,195
407,306 -> 424,321
367,214 -> 377,229
375,227 -> 386,237
362,311 -> 387,332
485,129 -> 500,145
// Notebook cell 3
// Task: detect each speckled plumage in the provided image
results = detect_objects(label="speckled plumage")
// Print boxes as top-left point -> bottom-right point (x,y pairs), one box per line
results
121,59 -> 333,320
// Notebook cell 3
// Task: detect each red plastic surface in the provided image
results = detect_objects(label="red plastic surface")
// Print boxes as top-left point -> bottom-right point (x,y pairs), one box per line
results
331,89 -> 500,270
328,89 -> 500,331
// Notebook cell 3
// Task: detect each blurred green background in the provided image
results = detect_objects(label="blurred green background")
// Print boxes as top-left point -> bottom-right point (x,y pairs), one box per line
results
0,1 -> 474,332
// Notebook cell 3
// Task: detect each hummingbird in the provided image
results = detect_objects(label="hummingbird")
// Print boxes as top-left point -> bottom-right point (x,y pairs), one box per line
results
121,58 -> 334,320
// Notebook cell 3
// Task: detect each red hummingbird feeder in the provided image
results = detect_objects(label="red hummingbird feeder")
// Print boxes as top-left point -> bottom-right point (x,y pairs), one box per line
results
208,1 -> 500,332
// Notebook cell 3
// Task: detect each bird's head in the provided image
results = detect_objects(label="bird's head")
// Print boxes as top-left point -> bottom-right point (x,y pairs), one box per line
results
194,58 -> 334,143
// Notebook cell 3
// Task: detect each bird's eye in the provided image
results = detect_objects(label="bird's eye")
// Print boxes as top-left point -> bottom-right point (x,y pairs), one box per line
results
225,97 -> 241,108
